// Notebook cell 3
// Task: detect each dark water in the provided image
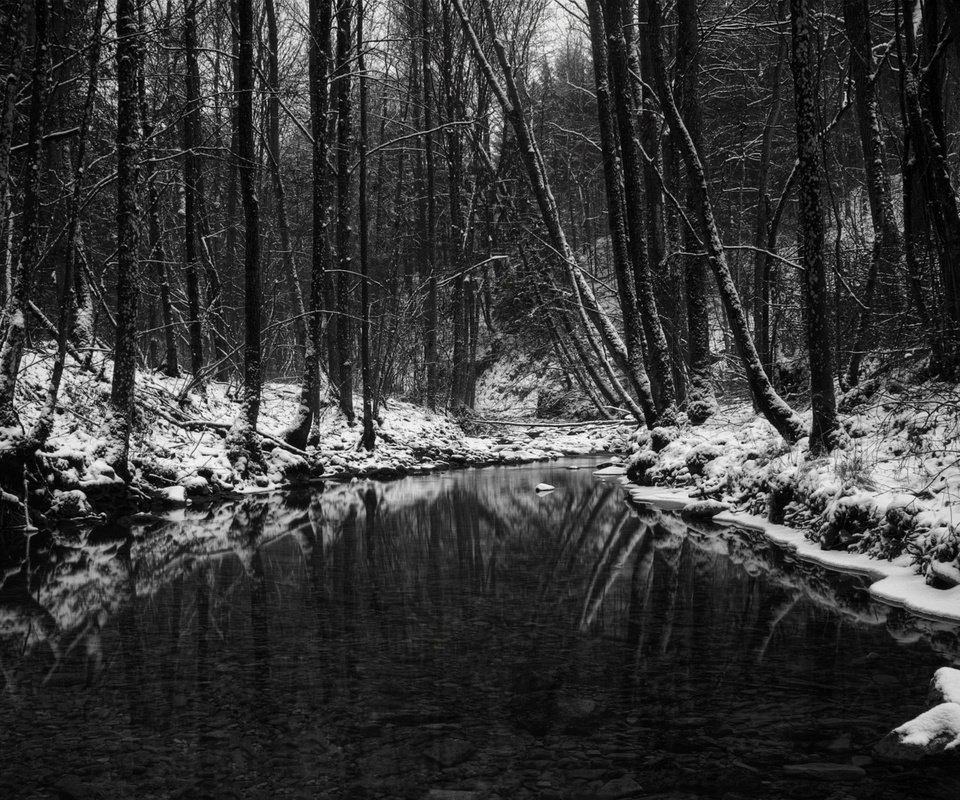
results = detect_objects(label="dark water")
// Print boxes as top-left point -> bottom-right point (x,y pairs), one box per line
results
3,459 -> 960,800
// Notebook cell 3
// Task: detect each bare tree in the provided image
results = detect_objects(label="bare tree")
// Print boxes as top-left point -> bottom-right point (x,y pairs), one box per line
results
228,0 -> 263,466
107,0 -> 142,477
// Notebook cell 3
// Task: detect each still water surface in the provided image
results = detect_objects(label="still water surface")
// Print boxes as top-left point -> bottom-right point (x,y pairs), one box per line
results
3,458 -> 960,799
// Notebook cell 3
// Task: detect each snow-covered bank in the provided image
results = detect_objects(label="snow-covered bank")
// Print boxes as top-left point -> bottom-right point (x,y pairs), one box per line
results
3,345 -> 633,525
627,485 -> 960,623
621,370 -> 960,624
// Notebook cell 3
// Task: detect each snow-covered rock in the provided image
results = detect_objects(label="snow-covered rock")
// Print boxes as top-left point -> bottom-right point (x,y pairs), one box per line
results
875,702 -> 960,761
928,667 -> 960,706
593,465 -> 627,476
535,483 -> 555,493
48,489 -> 92,519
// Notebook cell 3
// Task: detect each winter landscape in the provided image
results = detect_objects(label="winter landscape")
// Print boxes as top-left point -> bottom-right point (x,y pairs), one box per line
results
3,0 -> 960,797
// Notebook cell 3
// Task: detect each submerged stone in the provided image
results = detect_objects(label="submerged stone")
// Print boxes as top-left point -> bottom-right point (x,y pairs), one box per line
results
782,762 -> 866,780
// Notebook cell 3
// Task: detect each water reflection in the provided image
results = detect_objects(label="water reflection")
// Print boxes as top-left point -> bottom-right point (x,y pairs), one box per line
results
2,461 -> 960,798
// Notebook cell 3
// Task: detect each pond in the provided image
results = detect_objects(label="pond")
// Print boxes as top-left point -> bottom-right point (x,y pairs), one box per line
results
2,458 -> 960,799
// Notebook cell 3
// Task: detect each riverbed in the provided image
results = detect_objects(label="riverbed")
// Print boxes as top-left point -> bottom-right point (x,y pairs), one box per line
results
2,459 -> 959,799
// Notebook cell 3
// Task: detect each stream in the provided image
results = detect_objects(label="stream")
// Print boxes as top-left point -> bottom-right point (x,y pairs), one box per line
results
2,457 -> 960,799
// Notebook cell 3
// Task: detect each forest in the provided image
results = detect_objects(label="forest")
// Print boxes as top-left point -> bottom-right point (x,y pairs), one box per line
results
1,0 -> 959,498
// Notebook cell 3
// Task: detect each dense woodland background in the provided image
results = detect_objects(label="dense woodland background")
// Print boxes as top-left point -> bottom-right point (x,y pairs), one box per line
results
1,0 -> 959,474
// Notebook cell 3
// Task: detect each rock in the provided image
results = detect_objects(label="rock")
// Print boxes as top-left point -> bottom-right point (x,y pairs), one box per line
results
680,499 -> 729,518
875,703 -> 960,761
625,450 -> 658,484
595,457 -> 623,468
49,489 -> 92,519
683,443 -> 723,477
596,775 -> 642,798
182,475 -> 211,496
557,696 -> 600,733
930,667 -> 960,706
425,792 -> 481,800
53,775 -> 93,800
592,466 -> 627,477
535,483 -> 555,493
424,738 -> 475,768
782,763 -> 866,780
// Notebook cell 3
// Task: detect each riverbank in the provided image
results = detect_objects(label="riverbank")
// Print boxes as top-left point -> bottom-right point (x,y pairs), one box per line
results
4,345 -> 633,527
622,363 -> 960,621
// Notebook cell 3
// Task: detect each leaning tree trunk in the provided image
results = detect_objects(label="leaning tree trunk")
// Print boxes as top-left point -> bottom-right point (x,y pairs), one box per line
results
285,0 -> 334,450
107,0 -> 141,479
452,0 -> 658,427
644,0 -> 805,443
790,0 -> 840,453
585,0 -> 658,423
227,0 -> 263,468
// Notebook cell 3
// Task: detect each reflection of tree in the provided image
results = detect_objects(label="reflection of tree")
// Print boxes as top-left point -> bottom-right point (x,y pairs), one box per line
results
1,467 -> 957,742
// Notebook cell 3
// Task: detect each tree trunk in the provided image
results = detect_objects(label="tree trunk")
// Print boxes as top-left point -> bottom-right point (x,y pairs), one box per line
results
139,1 -> 177,378
753,2 -> 787,380
228,0 -> 263,466
842,0 -> 904,388
31,0 -> 106,446
265,0 -> 306,350
334,0 -> 355,422
606,0 -> 677,416
900,0 -> 960,375
674,0 -> 717,424
585,0 -> 659,425
285,0 -> 334,450
0,2 -> 31,274
357,0 -> 375,450
644,0 -> 805,443
0,0 -> 43,428
183,0 -> 206,380
108,0 -> 141,478
789,0 -> 840,453
421,0 -> 439,409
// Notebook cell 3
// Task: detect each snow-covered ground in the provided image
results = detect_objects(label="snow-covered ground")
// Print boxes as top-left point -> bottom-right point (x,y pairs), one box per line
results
622,365 -> 960,623
6,345 -> 632,521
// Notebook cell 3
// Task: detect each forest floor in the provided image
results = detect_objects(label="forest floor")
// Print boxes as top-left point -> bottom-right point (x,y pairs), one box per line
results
624,356 -> 960,618
7,344 -> 633,526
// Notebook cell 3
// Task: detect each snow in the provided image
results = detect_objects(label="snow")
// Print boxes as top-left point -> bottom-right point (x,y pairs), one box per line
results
535,483 -> 555,492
